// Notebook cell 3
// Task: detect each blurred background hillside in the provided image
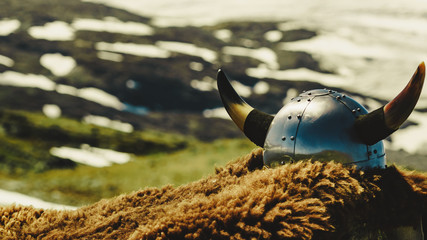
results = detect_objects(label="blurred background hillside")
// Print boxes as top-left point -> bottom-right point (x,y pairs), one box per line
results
0,0 -> 426,208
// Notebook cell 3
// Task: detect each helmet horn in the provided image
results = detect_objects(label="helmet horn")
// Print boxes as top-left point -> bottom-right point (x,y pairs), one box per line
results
217,69 -> 274,147
354,62 -> 425,145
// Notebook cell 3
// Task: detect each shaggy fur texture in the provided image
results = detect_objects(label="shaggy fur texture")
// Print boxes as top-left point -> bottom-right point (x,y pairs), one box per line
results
0,148 -> 426,239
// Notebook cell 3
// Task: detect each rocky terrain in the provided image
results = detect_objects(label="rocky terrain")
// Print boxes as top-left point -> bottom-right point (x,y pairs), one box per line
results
0,0 -> 425,207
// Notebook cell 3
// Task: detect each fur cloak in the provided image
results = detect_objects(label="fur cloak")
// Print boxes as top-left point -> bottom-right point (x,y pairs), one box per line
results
0,148 -> 426,239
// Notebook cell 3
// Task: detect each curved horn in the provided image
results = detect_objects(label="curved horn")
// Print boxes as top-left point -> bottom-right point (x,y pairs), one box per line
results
217,69 -> 274,147
355,62 -> 425,145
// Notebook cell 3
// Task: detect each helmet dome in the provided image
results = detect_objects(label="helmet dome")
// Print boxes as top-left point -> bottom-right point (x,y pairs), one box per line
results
263,89 -> 384,168
217,63 -> 425,169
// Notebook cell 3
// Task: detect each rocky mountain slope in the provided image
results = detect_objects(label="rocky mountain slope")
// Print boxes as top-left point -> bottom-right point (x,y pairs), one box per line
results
0,0 -> 336,140
0,0 -> 425,207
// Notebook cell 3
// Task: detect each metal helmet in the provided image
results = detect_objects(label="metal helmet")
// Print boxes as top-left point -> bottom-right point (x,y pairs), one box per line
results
217,62 -> 425,169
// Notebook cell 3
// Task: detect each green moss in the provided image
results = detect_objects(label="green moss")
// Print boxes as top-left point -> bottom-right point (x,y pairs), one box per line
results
0,109 -> 188,174
1,138 -> 255,206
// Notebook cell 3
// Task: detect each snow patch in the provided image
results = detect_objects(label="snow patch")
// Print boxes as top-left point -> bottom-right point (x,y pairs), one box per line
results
190,76 -> 216,92
97,51 -> 124,62
264,30 -> 283,42
83,115 -> 133,133
0,72 -> 124,110
72,17 -> 154,35
389,112 -> 427,154
280,34 -> 394,60
0,71 -> 56,91
203,107 -> 230,119
231,80 -> 251,98
156,41 -> 217,63
50,144 -> 131,168
43,104 -> 61,119
77,87 -> 124,110
222,46 -> 279,69
40,53 -> 76,77
214,29 -> 232,42
0,55 -> 14,67
28,21 -> 75,41
253,81 -> 270,95
0,19 -> 20,36
95,42 -> 171,58
246,67 -> 347,88
189,62 -> 204,71
0,189 -> 77,210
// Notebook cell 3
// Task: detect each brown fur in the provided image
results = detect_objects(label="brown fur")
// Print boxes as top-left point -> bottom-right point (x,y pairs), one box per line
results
0,148 -> 426,239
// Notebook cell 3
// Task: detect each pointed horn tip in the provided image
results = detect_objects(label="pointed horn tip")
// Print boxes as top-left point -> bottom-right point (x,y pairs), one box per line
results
217,68 -> 227,81
419,61 -> 425,74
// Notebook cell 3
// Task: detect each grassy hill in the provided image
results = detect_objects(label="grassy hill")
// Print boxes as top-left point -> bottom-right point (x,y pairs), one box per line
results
0,0 -> 425,208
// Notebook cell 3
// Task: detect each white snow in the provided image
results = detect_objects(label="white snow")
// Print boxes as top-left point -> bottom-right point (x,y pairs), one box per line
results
0,19 -> 20,36
72,17 -> 154,36
40,53 -> 76,77
231,80 -> 251,98
389,111 -> 427,155
246,67 -> 347,88
189,61 -> 204,71
0,55 -> 14,67
253,81 -> 270,95
83,115 -> 134,133
222,46 -> 279,69
96,41 -> 216,61
27,17 -> 154,41
43,104 -> 62,119
203,107 -> 230,119
77,87 -> 124,110
0,71 -> 56,91
50,144 -> 131,168
264,30 -> 283,42
0,189 -> 77,210
83,0 -> 427,106
28,21 -> 75,41
156,41 -> 217,63
190,76 -> 216,92
95,41 -> 171,58
56,84 -> 78,95
0,72 -> 124,110
97,51 -> 124,62
214,29 -> 232,42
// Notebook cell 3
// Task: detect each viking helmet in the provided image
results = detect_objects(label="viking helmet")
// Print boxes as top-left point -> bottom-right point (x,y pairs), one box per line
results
217,63 -> 425,169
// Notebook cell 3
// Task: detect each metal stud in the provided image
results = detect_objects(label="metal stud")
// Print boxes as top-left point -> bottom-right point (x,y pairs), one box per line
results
336,96 -> 341,100
352,109 -> 356,113
297,114 -> 301,119
297,99 -> 301,102
357,108 -> 361,111
281,136 -> 286,141
290,136 -> 295,140
307,98 -> 311,102
373,149 -> 378,154
308,92 -> 312,95
288,115 -> 292,120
